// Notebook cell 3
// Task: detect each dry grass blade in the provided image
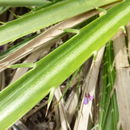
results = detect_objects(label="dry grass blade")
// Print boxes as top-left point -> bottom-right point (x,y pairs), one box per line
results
54,87 -> 70,130
65,87 -> 80,123
113,30 -> 130,130
74,47 -> 105,130
126,22 -> 130,58
12,121 -> 29,130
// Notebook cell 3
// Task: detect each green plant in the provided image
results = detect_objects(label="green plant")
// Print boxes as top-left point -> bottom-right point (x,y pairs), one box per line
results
0,1 -> 130,129
0,0 -> 130,130
99,42 -> 118,130
0,0 -> 119,45
0,0 -> 52,6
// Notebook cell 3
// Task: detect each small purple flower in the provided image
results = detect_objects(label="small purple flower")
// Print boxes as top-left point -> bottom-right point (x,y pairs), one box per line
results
83,93 -> 94,105
89,95 -> 94,101
83,97 -> 89,104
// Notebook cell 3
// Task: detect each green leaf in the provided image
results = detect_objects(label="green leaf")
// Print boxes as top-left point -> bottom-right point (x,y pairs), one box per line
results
8,63 -> 36,69
0,0 -> 52,6
0,0 -> 119,46
0,1 -> 130,129
63,28 -> 80,34
46,87 -> 55,116
99,42 -> 118,130
96,7 -> 107,15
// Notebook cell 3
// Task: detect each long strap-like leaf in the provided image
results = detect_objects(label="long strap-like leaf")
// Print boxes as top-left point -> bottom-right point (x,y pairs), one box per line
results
0,0 -> 119,46
0,0 -> 51,6
0,1 -> 130,129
